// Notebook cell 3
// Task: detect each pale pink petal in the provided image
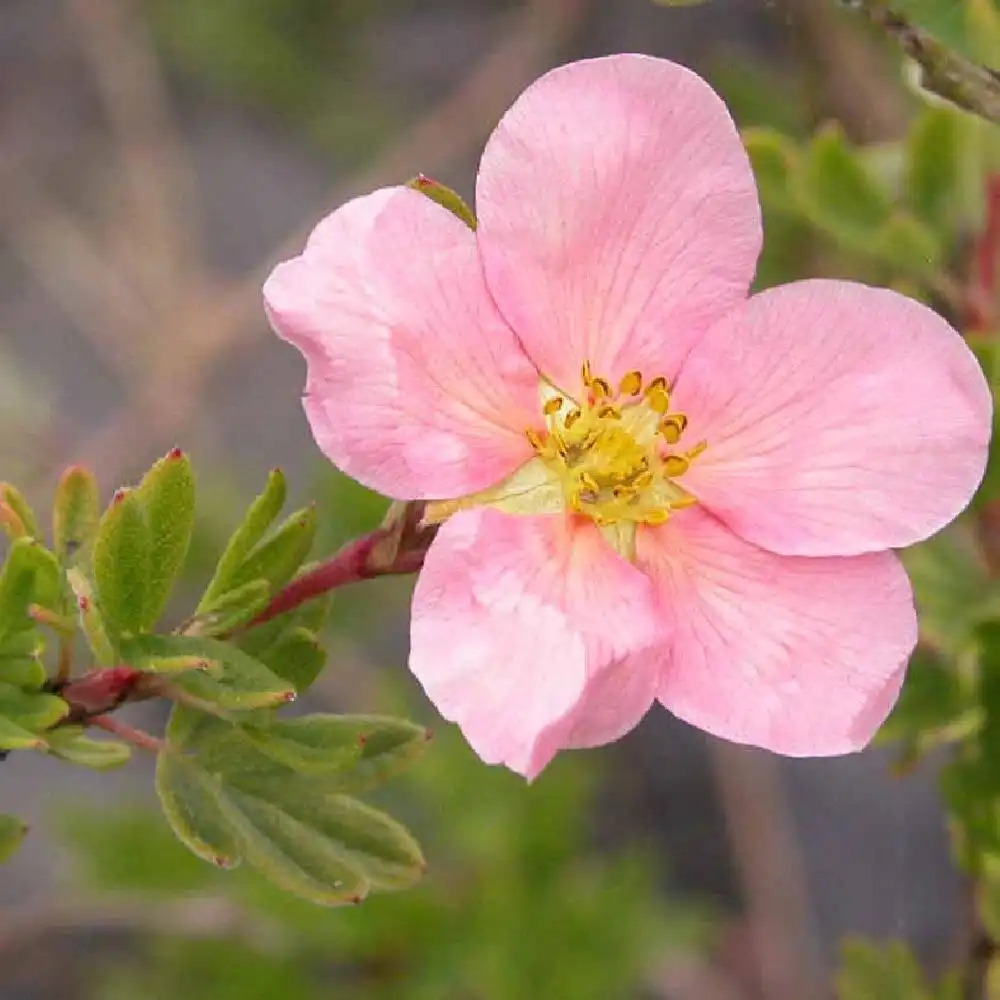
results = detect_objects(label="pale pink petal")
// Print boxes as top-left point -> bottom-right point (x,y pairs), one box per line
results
476,54 -> 761,395
637,509 -> 917,755
409,508 -> 662,778
673,280 -> 991,556
264,186 -> 541,500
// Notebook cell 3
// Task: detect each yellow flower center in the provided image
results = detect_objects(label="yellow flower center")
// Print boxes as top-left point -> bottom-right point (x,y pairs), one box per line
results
528,362 -> 704,529
423,362 -> 705,558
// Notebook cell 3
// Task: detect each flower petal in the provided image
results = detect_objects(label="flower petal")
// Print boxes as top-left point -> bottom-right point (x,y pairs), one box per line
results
637,509 -> 917,756
673,280 -> 992,556
264,186 -> 542,500
476,54 -> 761,394
409,508 -> 662,778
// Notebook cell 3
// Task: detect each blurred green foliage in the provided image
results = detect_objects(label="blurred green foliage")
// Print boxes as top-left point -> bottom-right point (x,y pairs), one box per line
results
64,711 -> 709,1000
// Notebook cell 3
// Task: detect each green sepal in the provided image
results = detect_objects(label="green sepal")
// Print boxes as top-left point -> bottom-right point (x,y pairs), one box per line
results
198,469 -> 286,612
121,634 -> 294,711
407,174 -> 477,229
92,488 -> 151,641
53,465 -> 100,567
46,726 -> 131,769
0,814 -> 28,863
134,449 -> 195,630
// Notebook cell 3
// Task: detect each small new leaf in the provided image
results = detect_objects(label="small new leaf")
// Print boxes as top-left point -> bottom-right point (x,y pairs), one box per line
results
134,449 -> 195,630
0,539 -> 62,643
198,469 -> 286,612
46,727 -> 131,769
407,175 -> 477,229
185,579 -> 271,637
227,506 -> 316,596
92,489 -> 150,640
53,466 -> 100,567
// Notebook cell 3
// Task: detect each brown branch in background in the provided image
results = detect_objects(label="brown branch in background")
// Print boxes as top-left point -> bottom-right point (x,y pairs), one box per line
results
708,741 -> 824,1000
850,0 -> 1000,126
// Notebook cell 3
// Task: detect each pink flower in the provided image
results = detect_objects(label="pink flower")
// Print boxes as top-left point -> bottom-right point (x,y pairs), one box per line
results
264,55 -> 992,778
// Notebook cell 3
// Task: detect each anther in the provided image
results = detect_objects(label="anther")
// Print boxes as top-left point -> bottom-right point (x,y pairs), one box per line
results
579,472 -> 600,493
543,396 -> 564,415
647,388 -> 670,414
663,455 -> 690,476
633,470 -> 654,489
658,414 -> 688,444
564,408 -> 582,429
581,361 -> 594,386
687,440 -> 708,460
591,377 -> 612,400
525,428 -> 545,451
645,376 -> 668,394
672,493 -> 698,509
619,370 -> 642,396
595,403 -> 621,420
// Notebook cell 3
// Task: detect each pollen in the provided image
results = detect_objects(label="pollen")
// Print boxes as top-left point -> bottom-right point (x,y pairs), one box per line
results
527,362 -> 706,543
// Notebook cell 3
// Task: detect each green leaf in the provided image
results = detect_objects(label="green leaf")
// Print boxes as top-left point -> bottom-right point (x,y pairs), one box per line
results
121,634 -> 294,711
870,212 -> 943,276
53,465 -> 100,567
46,726 -> 131,769
0,681 -> 69,731
134,449 -> 195,629
0,653 -> 45,690
794,123 -> 892,246
0,538 -> 62,643
66,568 -> 116,665
92,488 -> 151,640
333,714 -> 432,792
906,107 -> 963,228
244,714 -> 363,774
156,707 -> 425,903
198,469 -> 286,612
407,175 -> 477,229
836,938 -> 933,1000
0,715 -> 46,750
0,814 -> 28,863
251,626 -> 326,692
185,579 -> 271,637
742,127 -> 800,209
227,506 -> 316,595
0,483 -> 39,539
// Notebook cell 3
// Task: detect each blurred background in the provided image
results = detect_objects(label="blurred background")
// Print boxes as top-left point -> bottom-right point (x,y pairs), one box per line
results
0,0 -> 986,997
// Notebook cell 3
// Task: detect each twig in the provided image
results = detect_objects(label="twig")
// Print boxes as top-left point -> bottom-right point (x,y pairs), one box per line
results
707,740 -> 824,1000
90,715 -> 165,753
849,0 -> 1000,125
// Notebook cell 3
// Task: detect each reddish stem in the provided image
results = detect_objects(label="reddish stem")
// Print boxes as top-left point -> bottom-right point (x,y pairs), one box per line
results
90,715 -> 165,753
247,528 -> 426,631
968,173 -> 1000,330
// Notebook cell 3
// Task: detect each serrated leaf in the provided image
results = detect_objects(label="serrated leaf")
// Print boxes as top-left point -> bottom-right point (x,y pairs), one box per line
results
906,107 -> 963,228
185,579 -> 271,637
0,484 -> 39,539
92,489 -> 150,640
252,626 -> 326,692
227,506 -> 316,595
795,124 -> 892,246
0,538 -> 61,643
198,469 -> 286,612
53,465 -> 100,567
121,634 -> 293,710
0,814 -> 28,863
156,707 -> 425,904
134,449 -> 195,630
45,726 -> 131,769
742,127 -> 800,209
407,174 -> 477,229
836,938 -> 931,1000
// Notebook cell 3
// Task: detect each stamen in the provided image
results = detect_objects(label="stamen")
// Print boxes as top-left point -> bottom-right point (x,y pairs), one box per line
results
591,377 -> 612,400
619,370 -> 642,396
658,413 -> 688,444
645,509 -> 670,525
595,403 -> 621,419
579,472 -> 600,493
525,428 -> 545,451
633,470 -> 653,489
564,408 -> 582,429
687,440 -> 708,460
663,455 -> 690,476
543,396 -> 564,415
645,376 -> 668,395
581,361 -> 594,386
647,388 -> 670,414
